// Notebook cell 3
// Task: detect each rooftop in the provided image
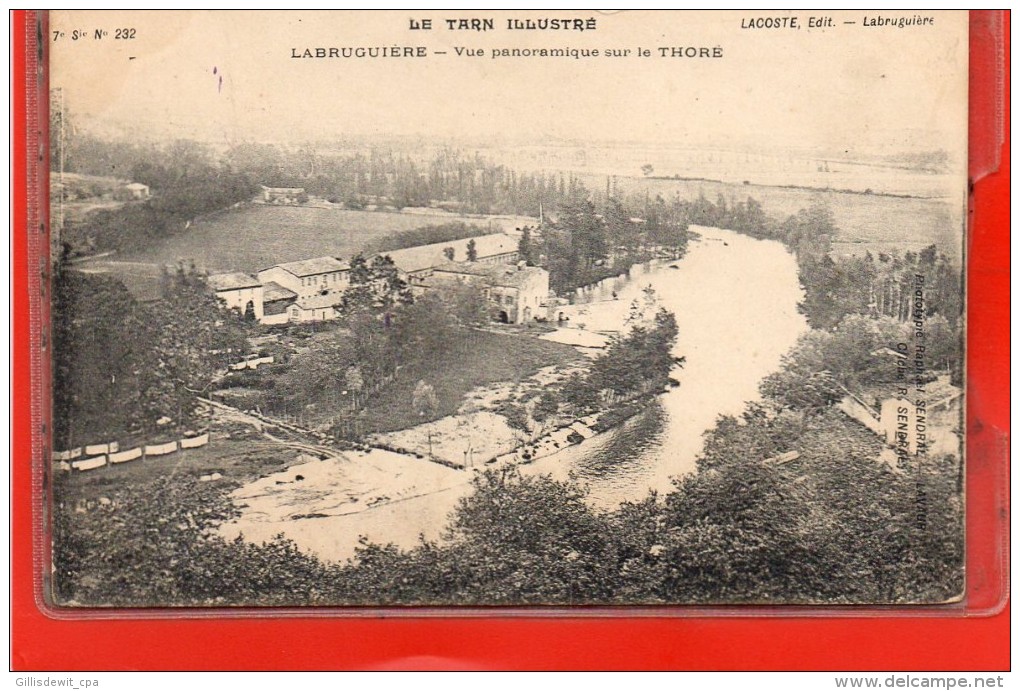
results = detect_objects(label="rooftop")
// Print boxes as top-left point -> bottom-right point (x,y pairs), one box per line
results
269,256 -> 350,277
381,233 -> 518,274
262,281 -> 297,302
208,272 -> 261,291
432,262 -> 547,288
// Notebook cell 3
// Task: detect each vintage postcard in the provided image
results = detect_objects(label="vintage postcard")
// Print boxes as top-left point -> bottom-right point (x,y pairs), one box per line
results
47,10 -> 967,607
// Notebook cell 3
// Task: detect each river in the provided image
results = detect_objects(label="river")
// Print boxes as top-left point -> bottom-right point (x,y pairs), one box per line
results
525,225 -> 808,506
221,225 -> 808,560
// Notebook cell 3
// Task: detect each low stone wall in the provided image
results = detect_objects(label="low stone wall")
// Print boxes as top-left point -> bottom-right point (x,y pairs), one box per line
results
54,432 -> 210,471
109,447 -> 143,464
228,355 -> 275,371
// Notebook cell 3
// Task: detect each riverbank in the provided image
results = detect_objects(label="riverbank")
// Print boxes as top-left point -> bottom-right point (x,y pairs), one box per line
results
219,300 -> 682,561
52,219 -> 963,607
221,226 -> 807,559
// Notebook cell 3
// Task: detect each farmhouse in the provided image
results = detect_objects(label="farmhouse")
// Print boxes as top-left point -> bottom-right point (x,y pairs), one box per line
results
256,256 -> 349,323
381,233 -> 519,288
838,375 -> 962,463
261,185 -> 307,204
208,272 -> 264,321
119,182 -> 150,200
428,261 -> 550,324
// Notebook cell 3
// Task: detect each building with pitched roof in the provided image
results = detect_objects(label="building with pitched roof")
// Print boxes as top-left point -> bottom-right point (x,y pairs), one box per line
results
208,272 -> 264,321
428,261 -> 549,324
208,234 -> 531,326
260,281 -> 299,325
380,233 -> 519,287
261,185 -> 306,204
256,256 -> 350,301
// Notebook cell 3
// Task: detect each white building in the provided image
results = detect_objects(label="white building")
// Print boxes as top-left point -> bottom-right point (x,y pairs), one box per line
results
285,293 -> 341,323
256,256 -> 350,302
261,186 -> 306,204
381,233 -> 519,288
428,262 -> 549,324
207,272 -> 264,321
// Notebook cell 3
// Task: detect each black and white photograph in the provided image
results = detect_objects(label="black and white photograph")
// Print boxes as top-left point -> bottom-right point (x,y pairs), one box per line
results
47,10 -> 968,607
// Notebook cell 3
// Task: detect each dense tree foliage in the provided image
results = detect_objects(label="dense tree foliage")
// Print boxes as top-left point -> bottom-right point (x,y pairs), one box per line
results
371,222 -> 493,253
538,191 -> 689,295
52,263 -> 248,447
53,113 -> 963,608
341,254 -> 413,314
52,475 -> 342,606
54,275 -> 961,606
567,309 -> 681,410
274,290 -> 501,436
54,404 -> 962,606
60,139 -> 257,256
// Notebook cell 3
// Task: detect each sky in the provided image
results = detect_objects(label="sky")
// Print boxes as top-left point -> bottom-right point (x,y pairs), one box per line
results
50,10 -> 969,160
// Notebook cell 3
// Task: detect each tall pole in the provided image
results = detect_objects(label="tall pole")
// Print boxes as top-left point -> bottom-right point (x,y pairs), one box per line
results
57,87 -> 65,244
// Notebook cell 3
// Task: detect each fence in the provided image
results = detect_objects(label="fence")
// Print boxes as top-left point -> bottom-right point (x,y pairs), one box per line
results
53,432 -> 210,472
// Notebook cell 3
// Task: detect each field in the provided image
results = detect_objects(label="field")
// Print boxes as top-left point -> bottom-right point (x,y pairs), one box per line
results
356,328 -> 580,435
582,174 -> 965,261
55,436 -> 299,505
112,204 -> 518,274
218,326 -> 582,437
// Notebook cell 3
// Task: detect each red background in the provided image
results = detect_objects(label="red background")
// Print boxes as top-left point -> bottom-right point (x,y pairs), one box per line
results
10,10 -> 1010,671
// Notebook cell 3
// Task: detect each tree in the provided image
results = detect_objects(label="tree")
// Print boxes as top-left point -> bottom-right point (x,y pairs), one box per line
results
412,380 -> 439,458
501,401 -> 532,443
556,193 -> 606,274
341,254 -> 412,315
603,197 -> 636,254
641,164 -> 654,177
52,267 -> 155,447
435,469 -> 619,603
466,238 -> 478,262
344,365 -> 364,409
435,283 -> 489,327
518,226 -> 534,265
784,200 -> 836,260
443,246 -> 455,261
145,263 -> 249,430
531,390 -> 561,437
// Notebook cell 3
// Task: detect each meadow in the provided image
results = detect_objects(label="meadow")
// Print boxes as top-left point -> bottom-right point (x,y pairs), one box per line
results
115,204 -> 512,274
586,175 -> 965,261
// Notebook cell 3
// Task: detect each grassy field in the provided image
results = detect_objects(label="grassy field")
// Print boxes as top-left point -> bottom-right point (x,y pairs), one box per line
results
55,437 -> 299,505
584,175 -> 965,261
114,204 -> 509,273
231,326 -> 583,436
357,329 -> 581,435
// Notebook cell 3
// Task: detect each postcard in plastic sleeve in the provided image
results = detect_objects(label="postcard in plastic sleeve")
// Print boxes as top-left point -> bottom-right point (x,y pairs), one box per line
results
39,10 -> 987,611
